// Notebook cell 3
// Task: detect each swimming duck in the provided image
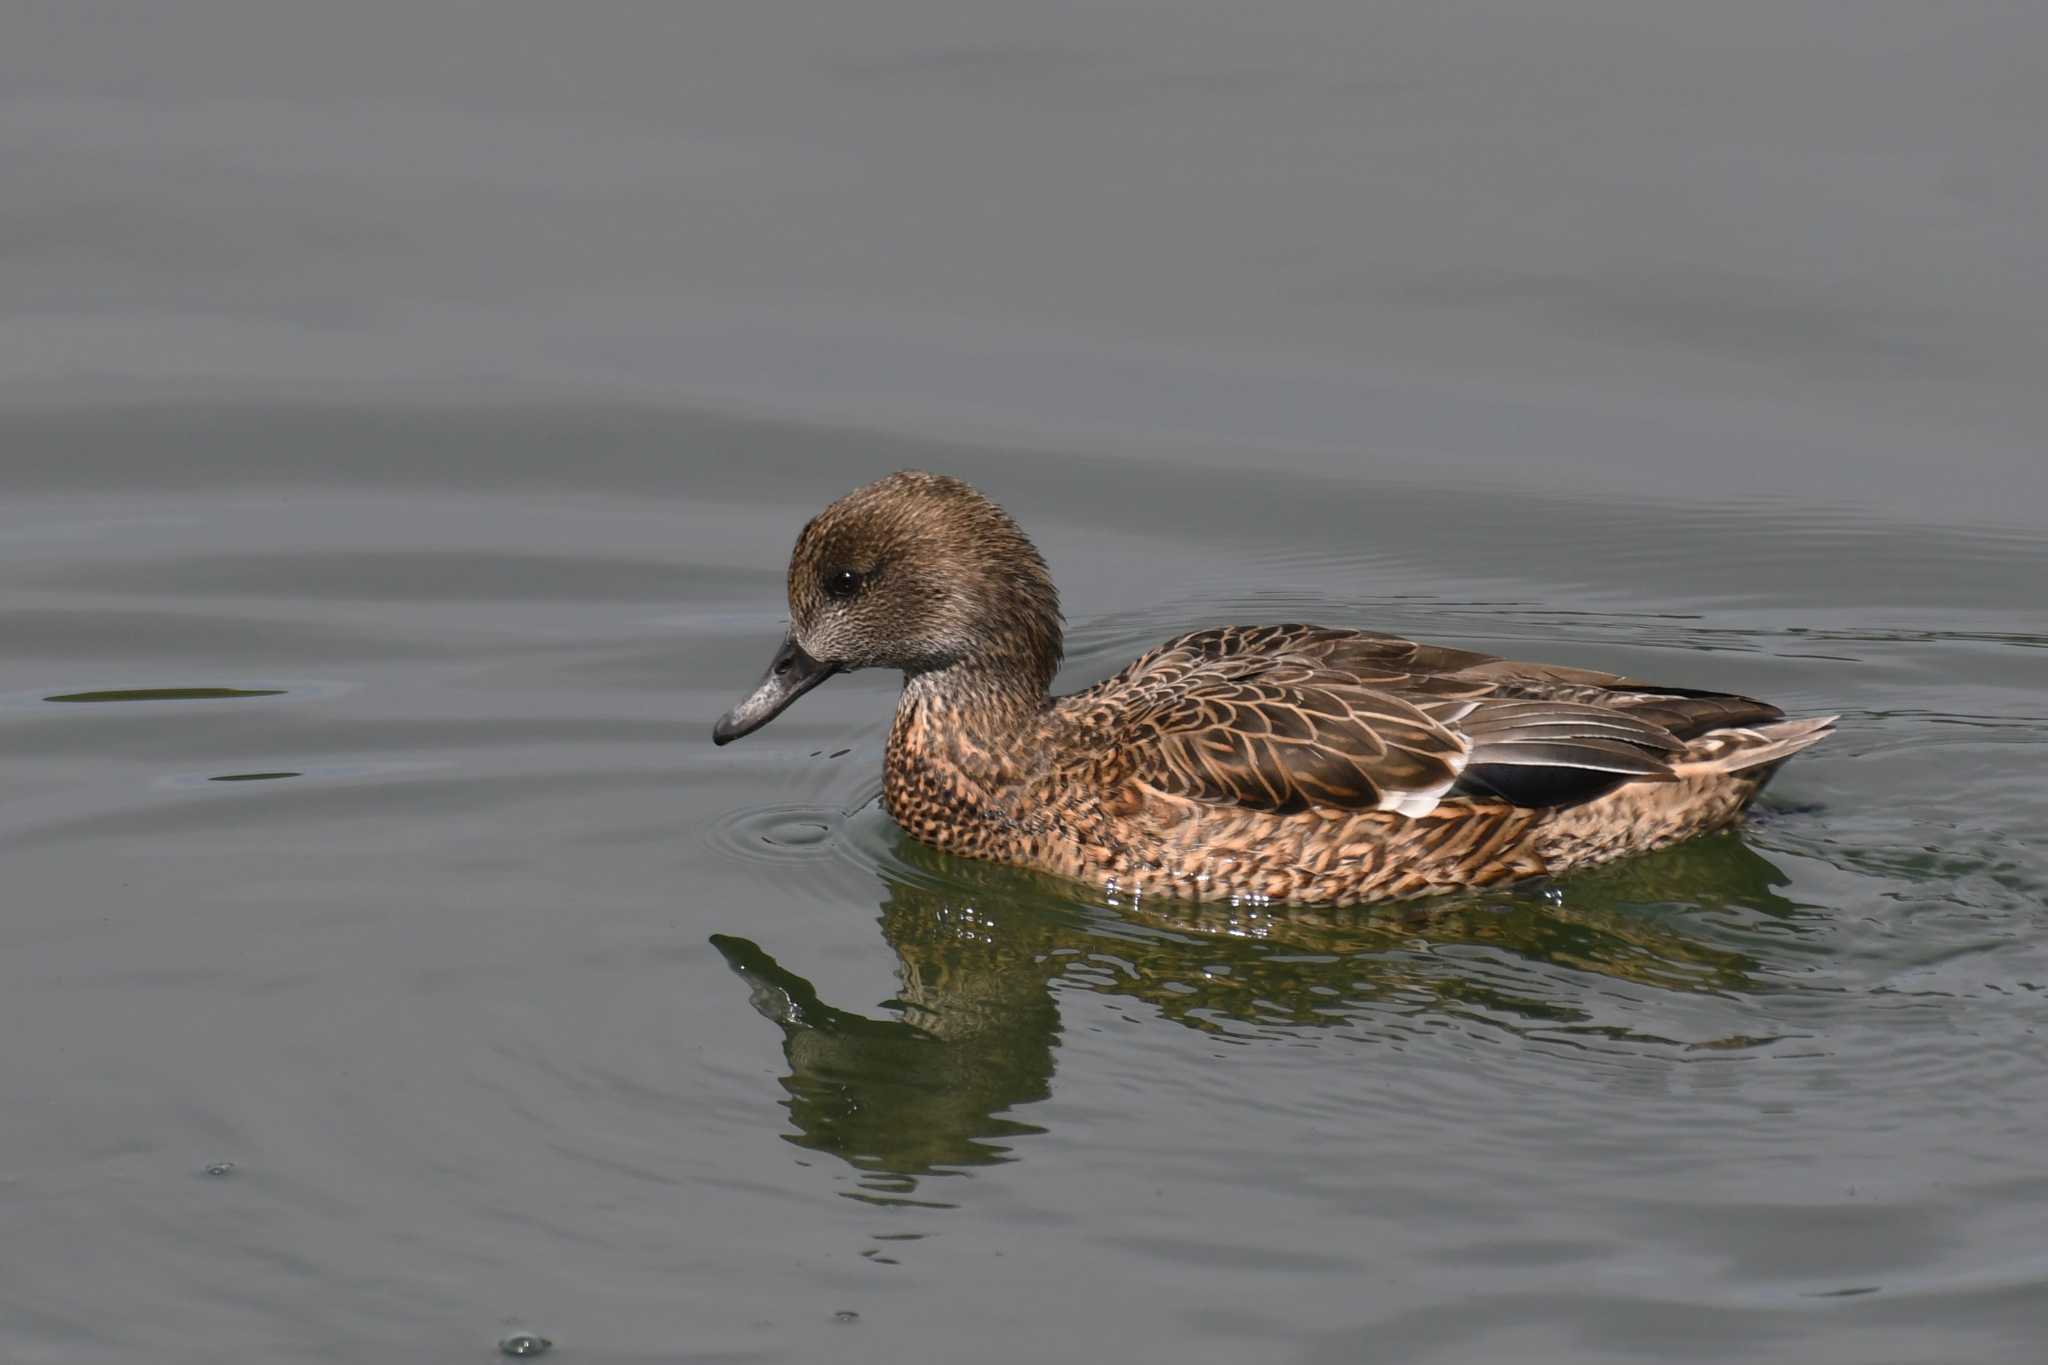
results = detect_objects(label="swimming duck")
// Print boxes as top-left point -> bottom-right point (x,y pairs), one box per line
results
713,471 -> 1833,905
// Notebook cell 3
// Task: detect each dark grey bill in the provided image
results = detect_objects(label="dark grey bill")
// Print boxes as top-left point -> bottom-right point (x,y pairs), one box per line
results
712,636 -> 840,745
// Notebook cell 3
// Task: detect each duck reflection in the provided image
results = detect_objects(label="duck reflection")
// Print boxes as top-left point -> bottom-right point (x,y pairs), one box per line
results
712,830 -> 1807,1180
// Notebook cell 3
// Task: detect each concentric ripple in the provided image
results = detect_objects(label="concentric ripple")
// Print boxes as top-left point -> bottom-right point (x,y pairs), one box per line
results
710,803 -> 844,866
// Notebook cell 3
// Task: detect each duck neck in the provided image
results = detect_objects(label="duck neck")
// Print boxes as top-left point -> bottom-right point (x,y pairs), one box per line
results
898,650 -> 1051,740
884,646 -> 1055,829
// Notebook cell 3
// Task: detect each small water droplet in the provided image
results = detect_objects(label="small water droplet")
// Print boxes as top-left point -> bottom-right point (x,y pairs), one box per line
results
498,1332 -> 553,1358
833,1310 -> 860,1323
202,1161 -> 237,1177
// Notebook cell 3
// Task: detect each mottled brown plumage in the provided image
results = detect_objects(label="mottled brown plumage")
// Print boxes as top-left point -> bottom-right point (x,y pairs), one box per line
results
714,471 -> 1835,905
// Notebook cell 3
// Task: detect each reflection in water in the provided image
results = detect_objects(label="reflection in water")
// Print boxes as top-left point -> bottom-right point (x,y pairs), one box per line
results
714,831 -> 1811,1185
711,929 -> 1057,1183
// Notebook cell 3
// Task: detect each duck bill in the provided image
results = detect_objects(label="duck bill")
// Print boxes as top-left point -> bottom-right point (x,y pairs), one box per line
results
712,636 -> 840,745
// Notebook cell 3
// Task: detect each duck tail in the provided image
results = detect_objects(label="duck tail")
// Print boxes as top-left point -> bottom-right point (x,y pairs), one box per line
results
1675,715 -> 1838,776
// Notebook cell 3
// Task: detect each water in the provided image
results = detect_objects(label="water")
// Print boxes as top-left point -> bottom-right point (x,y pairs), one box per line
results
5,405 -> 2043,1364
6,5 -> 2048,1364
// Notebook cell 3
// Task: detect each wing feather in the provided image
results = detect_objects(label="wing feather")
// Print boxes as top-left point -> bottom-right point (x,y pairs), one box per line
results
1081,625 -> 1785,819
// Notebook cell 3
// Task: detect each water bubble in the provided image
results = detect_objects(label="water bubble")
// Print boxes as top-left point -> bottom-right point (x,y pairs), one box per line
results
498,1332 -> 553,1358
202,1162 -> 237,1177
833,1310 -> 861,1323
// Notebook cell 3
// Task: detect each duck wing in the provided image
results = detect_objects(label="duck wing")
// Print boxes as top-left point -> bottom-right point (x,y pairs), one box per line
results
1115,650 -> 1471,817
1099,626 -> 1778,816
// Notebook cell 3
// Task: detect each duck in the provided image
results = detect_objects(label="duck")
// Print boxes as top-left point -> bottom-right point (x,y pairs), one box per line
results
713,471 -> 1834,905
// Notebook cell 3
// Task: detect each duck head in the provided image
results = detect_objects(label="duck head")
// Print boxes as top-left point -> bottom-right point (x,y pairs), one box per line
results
713,471 -> 1062,744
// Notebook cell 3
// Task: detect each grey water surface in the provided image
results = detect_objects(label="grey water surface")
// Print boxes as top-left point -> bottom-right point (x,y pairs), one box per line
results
5,4 -> 2048,1364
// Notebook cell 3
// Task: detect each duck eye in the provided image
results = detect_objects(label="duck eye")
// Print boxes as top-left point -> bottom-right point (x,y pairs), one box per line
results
824,568 -> 864,600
